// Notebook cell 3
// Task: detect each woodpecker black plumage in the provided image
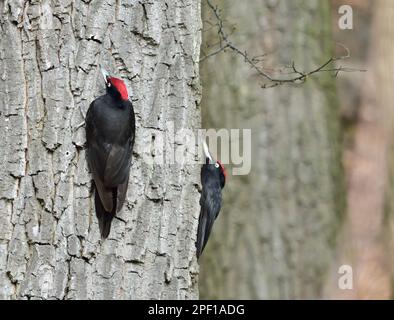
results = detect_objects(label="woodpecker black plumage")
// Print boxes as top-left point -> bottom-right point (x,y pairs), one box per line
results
85,68 -> 135,239
196,142 -> 226,259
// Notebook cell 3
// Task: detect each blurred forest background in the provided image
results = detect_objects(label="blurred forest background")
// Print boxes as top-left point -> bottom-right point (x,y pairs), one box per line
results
199,0 -> 394,299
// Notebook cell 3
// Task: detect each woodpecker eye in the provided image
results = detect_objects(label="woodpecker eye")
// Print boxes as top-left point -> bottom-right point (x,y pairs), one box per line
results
107,82 -> 111,87
215,163 -> 220,169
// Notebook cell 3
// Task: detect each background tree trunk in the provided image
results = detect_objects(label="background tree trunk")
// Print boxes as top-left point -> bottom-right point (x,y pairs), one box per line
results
355,0 -> 394,300
0,0 -> 201,299
199,0 -> 344,299
322,0 -> 394,300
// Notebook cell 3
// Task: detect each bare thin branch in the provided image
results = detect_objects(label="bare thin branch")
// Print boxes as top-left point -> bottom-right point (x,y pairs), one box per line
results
201,0 -> 366,88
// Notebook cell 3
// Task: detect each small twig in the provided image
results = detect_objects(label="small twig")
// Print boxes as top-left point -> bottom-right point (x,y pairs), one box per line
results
201,0 -> 366,88
200,44 -> 229,62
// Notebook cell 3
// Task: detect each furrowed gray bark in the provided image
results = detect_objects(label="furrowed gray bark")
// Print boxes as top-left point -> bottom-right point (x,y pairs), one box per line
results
199,0 -> 344,299
0,0 -> 201,300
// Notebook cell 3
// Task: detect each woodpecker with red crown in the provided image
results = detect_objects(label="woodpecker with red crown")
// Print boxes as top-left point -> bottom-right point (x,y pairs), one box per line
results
85,67 -> 135,239
196,141 -> 226,259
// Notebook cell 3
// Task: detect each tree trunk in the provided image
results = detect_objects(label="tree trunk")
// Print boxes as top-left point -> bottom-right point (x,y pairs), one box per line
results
370,0 -> 394,300
325,0 -> 394,300
0,0 -> 201,300
199,0 -> 344,299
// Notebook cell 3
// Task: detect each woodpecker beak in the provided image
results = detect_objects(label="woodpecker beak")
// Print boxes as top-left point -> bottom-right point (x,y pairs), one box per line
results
202,140 -> 214,164
100,66 -> 110,84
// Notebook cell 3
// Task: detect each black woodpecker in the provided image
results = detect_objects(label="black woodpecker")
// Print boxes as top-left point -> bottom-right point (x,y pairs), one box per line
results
196,141 -> 226,259
85,68 -> 135,239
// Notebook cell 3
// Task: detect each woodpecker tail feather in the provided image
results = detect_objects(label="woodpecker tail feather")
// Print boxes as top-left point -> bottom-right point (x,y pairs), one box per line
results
95,188 -> 116,239
196,212 -> 208,259
196,235 -> 204,259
